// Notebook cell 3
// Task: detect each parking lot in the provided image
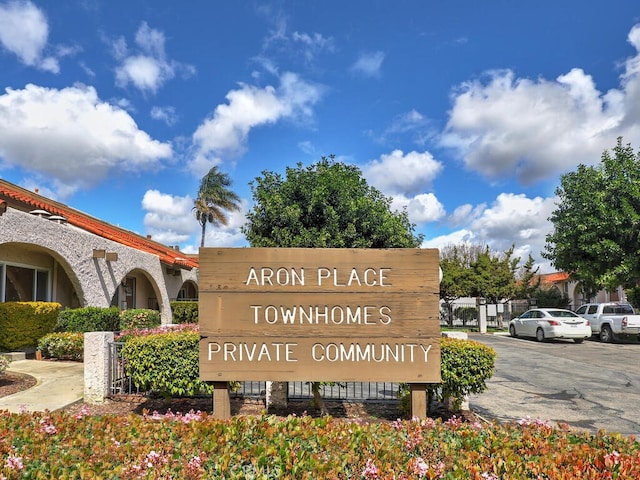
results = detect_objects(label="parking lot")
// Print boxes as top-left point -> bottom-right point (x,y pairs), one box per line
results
469,333 -> 640,436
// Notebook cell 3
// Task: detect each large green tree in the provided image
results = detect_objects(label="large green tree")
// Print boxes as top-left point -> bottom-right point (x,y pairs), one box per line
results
242,156 -> 422,248
543,138 -> 640,297
193,166 -> 241,248
242,156 -> 423,413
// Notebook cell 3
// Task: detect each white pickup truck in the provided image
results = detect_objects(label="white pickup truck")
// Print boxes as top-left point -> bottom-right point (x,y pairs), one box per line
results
575,302 -> 640,343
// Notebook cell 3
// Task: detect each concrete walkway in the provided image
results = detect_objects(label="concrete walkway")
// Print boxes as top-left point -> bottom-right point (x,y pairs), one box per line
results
0,359 -> 84,413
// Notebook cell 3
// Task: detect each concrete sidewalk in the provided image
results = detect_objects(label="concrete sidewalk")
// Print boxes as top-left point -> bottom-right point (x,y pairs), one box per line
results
0,359 -> 84,413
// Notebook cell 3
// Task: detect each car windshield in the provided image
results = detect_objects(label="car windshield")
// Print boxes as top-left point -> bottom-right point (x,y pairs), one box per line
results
546,310 -> 579,318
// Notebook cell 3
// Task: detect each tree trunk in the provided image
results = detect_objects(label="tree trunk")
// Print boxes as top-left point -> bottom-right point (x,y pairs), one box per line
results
200,222 -> 206,248
311,382 -> 329,415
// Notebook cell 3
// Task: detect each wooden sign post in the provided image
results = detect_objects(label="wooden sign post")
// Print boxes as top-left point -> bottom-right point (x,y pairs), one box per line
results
198,248 -> 441,418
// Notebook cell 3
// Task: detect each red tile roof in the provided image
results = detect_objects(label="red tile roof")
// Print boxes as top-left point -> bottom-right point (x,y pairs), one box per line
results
0,179 -> 198,270
540,272 -> 569,284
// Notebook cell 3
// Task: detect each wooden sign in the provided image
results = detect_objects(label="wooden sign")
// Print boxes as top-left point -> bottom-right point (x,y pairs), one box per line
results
199,248 -> 441,383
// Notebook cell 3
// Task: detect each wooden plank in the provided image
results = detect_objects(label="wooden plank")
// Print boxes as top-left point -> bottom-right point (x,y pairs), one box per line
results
199,291 -> 439,336
410,383 -> 428,419
199,336 -> 441,383
199,248 -> 440,293
212,382 -> 230,419
198,248 -> 442,385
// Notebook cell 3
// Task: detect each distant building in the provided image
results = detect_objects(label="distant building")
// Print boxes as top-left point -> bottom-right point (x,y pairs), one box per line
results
539,272 -> 626,309
0,179 -> 198,324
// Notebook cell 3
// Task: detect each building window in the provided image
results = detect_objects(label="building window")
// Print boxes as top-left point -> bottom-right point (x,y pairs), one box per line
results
1,263 -> 50,302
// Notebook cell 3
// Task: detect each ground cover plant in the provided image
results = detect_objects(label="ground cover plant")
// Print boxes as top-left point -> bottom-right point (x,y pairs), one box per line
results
0,409 -> 638,479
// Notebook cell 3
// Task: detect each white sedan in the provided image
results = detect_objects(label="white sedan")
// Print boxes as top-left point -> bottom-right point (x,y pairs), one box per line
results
509,308 -> 591,343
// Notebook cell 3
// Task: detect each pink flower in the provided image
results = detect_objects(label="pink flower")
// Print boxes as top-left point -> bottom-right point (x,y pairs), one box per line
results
604,450 -> 621,467
6,455 -> 23,471
39,417 -> 57,435
362,458 -> 379,478
411,457 -> 428,476
74,404 -> 91,419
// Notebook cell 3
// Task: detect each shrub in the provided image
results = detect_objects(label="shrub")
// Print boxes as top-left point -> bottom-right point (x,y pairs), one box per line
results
0,355 -> 9,375
0,302 -> 61,351
119,309 -> 161,330
121,330 -> 212,397
435,337 -> 496,410
116,323 -> 199,342
170,301 -> 198,324
55,306 -> 120,333
0,412 -> 638,477
38,332 -> 84,360
400,337 -> 497,413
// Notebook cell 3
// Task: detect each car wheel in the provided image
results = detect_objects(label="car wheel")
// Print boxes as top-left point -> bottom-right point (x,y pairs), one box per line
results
600,325 -> 614,343
509,325 -> 517,338
536,328 -> 545,342
574,338 -> 584,344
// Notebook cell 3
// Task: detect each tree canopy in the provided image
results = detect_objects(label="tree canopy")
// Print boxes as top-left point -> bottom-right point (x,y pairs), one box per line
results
439,243 -> 539,325
543,138 -> 640,296
193,166 -> 241,248
242,156 -> 423,248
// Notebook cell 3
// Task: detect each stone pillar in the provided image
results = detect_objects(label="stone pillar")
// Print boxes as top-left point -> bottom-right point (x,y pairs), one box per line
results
478,303 -> 487,334
265,381 -> 288,410
84,332 -> 114,404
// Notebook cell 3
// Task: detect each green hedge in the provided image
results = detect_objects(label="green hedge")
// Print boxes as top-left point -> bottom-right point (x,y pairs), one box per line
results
400,337 -> 496,412
55,306 -> 120,333
435,337 -> 496,409
170,301 -> 198,324
119,308 -> 161,330
38,332 -> 84,360
0,302 -> 61,351
121,330 -> 212,397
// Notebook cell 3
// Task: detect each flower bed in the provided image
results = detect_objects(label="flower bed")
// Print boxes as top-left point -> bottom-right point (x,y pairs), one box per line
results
0,410 -> 638,478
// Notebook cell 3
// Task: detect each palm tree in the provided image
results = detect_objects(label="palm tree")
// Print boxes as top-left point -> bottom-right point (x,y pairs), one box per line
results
193,166 -> 241,247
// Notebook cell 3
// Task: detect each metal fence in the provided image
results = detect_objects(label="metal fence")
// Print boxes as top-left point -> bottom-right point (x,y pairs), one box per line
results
108,341 -> 400,402
439,300 -> 529,330
108,341 -> 141,395
234,381 -> 400,402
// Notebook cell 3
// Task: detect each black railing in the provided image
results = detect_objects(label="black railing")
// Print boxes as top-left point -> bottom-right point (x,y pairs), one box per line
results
108,342 -> 400,402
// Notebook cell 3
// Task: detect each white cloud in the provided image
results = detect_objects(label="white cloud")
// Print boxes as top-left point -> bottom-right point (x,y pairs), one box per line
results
0,0 -> 58,72
201,206 -> 248,248
392,193 -> 446,224
422,229 -> 476,250
0,83 -> 172,196
373,110 -> 434,145
141,190 -> 196,245
190,72 -> 323,176
468,193 -> 556,252
113,22 -> 195,94
150,105 -> 178,126
292,31 -> 335,62
424,193 -> 556,270
441,23 -> 640,185
363,149 -> 443,195
351,51 -> 385,78
448,203 -> 486,227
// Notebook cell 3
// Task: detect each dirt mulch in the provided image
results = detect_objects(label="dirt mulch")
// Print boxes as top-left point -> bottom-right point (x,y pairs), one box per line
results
1,371 -> 479,424
0,371 -> 37,398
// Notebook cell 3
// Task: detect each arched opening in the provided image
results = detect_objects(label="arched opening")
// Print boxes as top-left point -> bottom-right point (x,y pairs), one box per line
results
110,268 -> 163,312
0,242 -> 81,308
176,280 -> 198,301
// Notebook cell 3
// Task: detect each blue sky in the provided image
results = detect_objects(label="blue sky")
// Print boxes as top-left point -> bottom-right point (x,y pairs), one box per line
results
1,1 -> 640,272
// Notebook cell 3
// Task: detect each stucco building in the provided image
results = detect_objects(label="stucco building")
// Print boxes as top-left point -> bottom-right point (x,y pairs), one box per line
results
0,179 -> 198,324
539,272 -> 626,308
